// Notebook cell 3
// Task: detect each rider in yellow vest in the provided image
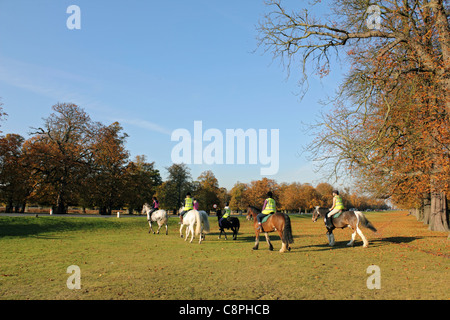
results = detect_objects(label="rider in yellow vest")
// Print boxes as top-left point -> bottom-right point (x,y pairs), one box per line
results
326,190 -> 344,228
179,192 -> 193,224
257,191 -> 276,231
219,202 -> 231,228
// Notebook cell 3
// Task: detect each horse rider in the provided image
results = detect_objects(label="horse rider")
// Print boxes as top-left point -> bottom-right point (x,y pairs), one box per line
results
219,202 -> 231,228
148,196 -> 159,220
326,190 -> 344,228
179,192 -> 194,224
257,191 -> 276,231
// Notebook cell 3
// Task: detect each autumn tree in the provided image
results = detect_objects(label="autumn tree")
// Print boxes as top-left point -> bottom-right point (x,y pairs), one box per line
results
278,182 -> 304,212
229,182 -> 247,212
195,170 -> 220,211
259,0 -> 450,231
0,134 -> 33,212
244,177 -> 279,209
88,122 -> 129,215
24,103 -> 96,214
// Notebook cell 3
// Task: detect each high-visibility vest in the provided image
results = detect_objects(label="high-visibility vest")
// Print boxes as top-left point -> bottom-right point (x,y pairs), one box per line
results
334,195 -> 344,210
223,207 -> 231,219
184,197 -> 193,211
262,198 -> 276,215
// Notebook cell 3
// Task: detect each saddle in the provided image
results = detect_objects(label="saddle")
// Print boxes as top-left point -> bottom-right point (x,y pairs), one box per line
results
261,213 -> 274,224
333,211 -> 343,219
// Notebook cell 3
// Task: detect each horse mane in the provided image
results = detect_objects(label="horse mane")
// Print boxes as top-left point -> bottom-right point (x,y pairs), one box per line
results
248,205 -> 261,214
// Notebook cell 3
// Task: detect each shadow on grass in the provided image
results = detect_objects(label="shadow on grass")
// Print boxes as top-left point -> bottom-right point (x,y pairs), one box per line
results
369,236 -> 423,247
297,235 -> 423,252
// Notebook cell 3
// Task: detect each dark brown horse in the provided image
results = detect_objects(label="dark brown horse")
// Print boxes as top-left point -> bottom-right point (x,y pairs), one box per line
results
217,210 -> 240,240
246,206 -> 294,252
312,206 -> 377,247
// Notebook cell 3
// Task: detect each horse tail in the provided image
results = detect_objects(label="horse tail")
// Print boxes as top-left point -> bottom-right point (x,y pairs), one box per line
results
282,214 -> 294,244
235,218 -> 240,232
194,210 -> 202,236
202,212 -> 210,234
355,211 -> 377,232
161,210 -> 168,224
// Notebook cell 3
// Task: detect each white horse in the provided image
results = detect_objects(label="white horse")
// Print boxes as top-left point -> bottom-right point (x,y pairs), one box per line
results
142,203 -> 168,235
179,209 -> 210,244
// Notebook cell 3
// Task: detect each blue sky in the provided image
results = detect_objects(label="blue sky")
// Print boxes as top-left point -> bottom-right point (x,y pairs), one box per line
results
0,0 -> 347,190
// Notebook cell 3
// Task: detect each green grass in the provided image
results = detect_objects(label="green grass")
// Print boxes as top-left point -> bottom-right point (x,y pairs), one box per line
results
0,211 -> 448,300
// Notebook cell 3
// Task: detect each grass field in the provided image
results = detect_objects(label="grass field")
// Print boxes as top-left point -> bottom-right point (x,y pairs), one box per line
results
0,210 -> 448,300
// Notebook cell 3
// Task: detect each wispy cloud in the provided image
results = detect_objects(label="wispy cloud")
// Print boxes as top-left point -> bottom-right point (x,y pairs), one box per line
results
115,117 -> 171,136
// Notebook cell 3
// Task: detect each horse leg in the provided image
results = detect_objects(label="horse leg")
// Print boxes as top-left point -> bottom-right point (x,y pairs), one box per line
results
253,230 -> 260,250
356,226 -> 369,247
347,226 -> 356,246
148,220 -> 155,234
264,233 -> 273,251
179,224 -> 184,238
156,222 -> 162,234
189,225 -> 195,243
232,227 -> 237,240
165,223 -> 168,235
277,229 -> 287,253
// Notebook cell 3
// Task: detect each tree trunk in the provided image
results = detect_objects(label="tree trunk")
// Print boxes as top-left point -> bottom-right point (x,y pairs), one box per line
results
5,201 -> 13,213
55,179 -> 68,214
422,195 -> 431,225
429,192 -> 449,232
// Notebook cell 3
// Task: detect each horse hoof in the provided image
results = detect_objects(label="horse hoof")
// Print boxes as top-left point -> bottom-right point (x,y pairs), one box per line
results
252,247 -> 258,250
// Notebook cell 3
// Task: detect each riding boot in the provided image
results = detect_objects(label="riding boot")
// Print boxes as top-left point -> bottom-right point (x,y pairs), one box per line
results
180,215 -> 183,224
325,216 -> 333,229
256,222 -> 262,231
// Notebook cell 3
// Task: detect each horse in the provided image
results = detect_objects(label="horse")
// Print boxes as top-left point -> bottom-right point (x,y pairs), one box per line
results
142,203 -> 168,235
179,209 -> 210,244
312,206 -> 377,248
246,206 -> 294,253
217,210 -> 240,240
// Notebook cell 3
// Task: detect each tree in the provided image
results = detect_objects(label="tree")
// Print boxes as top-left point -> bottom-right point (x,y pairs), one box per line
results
195,170 -> 220,211
244,177 -> 279,208
88,122 -> 129,215
123,155 -> 162,214
259,0 -> 450,231
0,134 -> 33,212
258,0 -> 449,113
278,182 -> 304,212
157,163 -> 193,212
315,182 -> 335,207
24,103 -> 96,213
229,182 -> 247,212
